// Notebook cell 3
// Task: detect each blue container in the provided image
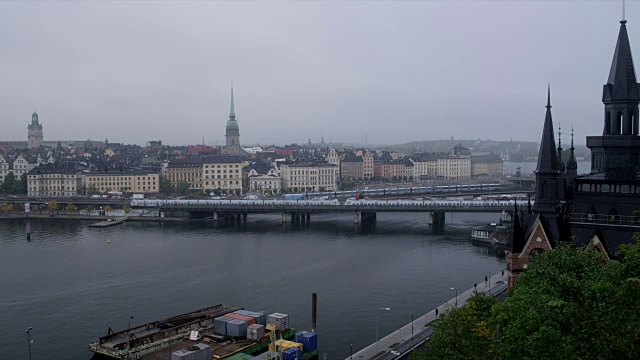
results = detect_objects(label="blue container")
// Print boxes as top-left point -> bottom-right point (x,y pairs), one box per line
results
282,347 -> 302,360
294,331 -> 318,352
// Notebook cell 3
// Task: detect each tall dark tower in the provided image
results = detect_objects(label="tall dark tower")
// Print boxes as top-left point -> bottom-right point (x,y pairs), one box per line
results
226,85 -> 240,147
587,18 -> 640,172
533,87 -> 561,214
566,127 -> 578,195
27,111 -> 43,149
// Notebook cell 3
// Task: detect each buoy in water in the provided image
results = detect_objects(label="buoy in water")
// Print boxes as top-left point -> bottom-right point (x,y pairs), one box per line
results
107,239 -> 111,244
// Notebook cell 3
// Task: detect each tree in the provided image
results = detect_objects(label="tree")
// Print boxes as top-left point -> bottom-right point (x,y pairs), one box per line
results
417,241 -> 640,360
123,205 -> 131,215
12,173 -> 28,195
15,203 -> 25,212
159,178 -> 173,195
31,204 -> 40,213
104,205 -> 112,215
417,293 -> 498,360
47,200 -> 57,213
87,184 -> 98,196
86,205 -> 94,213
0,203 -> 13,214
66,203 -> 76,213
1,172 -> 16,194
175,181 -> 189,195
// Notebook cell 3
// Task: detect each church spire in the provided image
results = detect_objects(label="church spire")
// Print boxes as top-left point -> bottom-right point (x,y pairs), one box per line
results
536,85 -> 559,174
557,122 -> 565,173
604,16 -> 639,102
229,82 -> 236,120
533,86 -> 561,214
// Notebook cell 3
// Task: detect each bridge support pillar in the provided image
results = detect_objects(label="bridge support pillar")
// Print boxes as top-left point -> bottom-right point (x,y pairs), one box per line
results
291,213 -> 296,223
236,212 -> 241,224
429,211 -> 445,234
306,212 -> 310,223
213,212 -> 218,221
354,211 -> 361,224
242,212 -> 247,223
361,211 -> 376,225
300,212 -> 306,224
282,212 -> 289,223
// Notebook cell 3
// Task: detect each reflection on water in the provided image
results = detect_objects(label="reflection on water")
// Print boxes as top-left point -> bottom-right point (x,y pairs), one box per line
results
0,212 -> 505,359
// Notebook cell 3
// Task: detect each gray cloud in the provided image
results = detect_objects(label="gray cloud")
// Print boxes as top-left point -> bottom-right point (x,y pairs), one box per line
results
0,1 -> 635,146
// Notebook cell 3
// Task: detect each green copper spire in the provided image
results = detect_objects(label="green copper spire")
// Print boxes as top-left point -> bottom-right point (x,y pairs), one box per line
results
230,82 -> 235,119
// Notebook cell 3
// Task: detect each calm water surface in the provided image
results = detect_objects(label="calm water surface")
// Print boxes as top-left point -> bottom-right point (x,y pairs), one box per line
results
0,212 -> 505,360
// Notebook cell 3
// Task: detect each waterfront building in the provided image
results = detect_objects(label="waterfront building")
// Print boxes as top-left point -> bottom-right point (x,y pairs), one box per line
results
27,163 -> 83,197
221,86 -> 247,156
341,153 -> 364,180
373,160 -> 393,179
471,154 -> 504,176
11,155 -> 39,179
436,155 -> 471,179
202,155 -> 244,194
27,112 -> 44,149
279,162 -> 338,192
249,174 -> 281,194
0,154 -> 9,185
165,158 -> 204,191
410,153 -> 438,180
357,150 -> 375,179
85,170 -> 160,194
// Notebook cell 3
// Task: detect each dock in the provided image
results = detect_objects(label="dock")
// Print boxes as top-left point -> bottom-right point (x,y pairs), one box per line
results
88,218 -> 126,227
348,272 -> 507,360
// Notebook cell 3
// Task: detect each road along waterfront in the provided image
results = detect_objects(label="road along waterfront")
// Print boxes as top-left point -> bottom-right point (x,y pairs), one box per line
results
0,212 -> 505,359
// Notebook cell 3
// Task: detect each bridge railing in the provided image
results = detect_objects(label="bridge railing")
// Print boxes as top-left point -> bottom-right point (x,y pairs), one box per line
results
570,213 -> 640,228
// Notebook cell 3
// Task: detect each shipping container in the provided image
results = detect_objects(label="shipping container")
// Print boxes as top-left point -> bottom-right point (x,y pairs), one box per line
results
282,347 -> 302,360
247,323 -> 265,341
294,331 -> 318,353
268,339 -> 303,352
226,313 -> 256,326
267,313 -> 289,331
227,319 -> 248,338
171,343 -> 211,360
214,316 -> 233,336
235,310 -> 267,325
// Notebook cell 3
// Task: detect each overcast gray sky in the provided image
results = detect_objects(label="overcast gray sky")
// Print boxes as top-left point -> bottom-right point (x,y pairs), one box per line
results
0,1 -> 637,146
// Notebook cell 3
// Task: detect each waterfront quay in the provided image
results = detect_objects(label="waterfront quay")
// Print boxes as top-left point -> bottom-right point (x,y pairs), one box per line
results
350,272 -> 507,360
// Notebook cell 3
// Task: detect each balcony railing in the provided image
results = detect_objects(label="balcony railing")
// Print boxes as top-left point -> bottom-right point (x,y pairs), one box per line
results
569,212 -> 640,228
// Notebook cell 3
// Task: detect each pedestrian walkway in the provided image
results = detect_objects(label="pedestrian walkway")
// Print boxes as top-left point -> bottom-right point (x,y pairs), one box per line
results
348,271 -> 508,360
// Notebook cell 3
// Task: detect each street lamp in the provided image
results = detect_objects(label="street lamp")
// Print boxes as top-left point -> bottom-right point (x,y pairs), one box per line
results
451,287 -> 458,307
26,327 -> 33,360
375,307 -> 391,354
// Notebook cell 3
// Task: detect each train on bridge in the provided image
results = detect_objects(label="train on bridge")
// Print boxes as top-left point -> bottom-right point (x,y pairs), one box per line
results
301,182 -> 503,199
130,198 -> 531,208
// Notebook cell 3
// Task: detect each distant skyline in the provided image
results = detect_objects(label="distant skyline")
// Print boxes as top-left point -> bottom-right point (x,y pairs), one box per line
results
0,1 -> 637,146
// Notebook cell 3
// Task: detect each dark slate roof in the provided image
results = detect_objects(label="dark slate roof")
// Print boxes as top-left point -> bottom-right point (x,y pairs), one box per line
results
535,87 -> 560,174
28,163 -> 80,175
604,20 -> 640,101
203,155 -> 244,163
471,154 -> 502,163
575,165 -> 640,182
343,154 -> 363,163
167,158 -> 204,168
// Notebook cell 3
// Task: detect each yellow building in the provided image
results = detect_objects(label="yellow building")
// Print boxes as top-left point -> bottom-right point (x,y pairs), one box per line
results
280,162 -> 338,192
165,158 -> 203,191
202,155 -> 245,194
27,164 -> 83,197
85,170 -> 159,194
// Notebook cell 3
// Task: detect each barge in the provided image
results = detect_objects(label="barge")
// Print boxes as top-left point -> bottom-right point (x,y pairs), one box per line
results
89,304 -> 318,360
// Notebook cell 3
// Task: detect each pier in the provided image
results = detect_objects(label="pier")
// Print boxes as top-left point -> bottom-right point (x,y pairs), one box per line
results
348,272 -> 507,360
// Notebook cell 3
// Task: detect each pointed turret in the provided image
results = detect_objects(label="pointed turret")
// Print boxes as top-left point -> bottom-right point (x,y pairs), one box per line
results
533,86 -> 561,213
604,20 -> 639,102
601,19 -> 640,136
566,127 -> 578,198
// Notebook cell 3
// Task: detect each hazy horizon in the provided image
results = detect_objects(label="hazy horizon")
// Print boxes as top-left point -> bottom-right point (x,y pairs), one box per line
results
1,1 -> 636,146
